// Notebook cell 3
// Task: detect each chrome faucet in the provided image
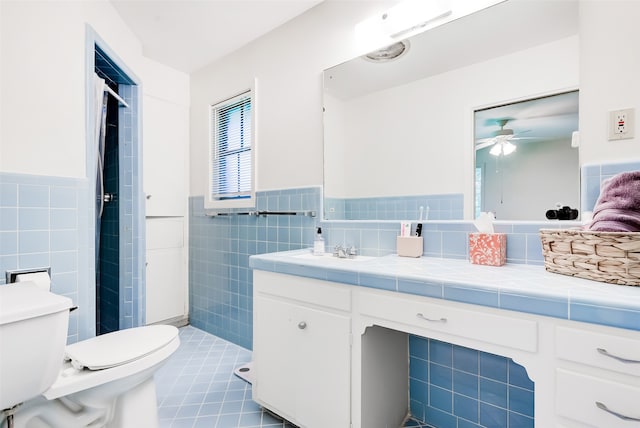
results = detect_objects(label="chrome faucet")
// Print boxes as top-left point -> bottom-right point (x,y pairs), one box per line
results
333,245 -> 357,259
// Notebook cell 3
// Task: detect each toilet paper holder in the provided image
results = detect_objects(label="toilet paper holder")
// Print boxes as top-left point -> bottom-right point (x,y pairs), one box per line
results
5,267 -> 78,312
5,267 -> 51,284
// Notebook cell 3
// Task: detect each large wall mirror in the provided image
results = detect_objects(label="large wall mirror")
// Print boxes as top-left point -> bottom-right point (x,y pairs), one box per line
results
323,0 -> 580,221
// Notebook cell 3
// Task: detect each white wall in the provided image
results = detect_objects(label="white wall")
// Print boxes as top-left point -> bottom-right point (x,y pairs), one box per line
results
190,1 -> 394,196
0,0 -> 189,178
476,138 -> 580,221
579,1 -> 640,165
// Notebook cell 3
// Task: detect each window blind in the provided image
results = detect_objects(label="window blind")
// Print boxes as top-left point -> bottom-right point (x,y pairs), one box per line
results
210,91 -> 252,201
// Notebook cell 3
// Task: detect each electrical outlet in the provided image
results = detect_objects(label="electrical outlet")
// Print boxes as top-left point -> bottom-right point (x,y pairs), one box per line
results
608,108 -> 635,140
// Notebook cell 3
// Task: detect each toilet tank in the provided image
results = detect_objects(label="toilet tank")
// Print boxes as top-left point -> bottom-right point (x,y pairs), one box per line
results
0,283 -> 73,410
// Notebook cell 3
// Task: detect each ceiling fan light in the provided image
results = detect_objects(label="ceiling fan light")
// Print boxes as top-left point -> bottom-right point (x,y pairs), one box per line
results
489,144 -> 502,156
503,142 -> 516,155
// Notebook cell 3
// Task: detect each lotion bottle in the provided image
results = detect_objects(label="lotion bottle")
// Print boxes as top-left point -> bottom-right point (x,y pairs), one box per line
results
313,227 -> 325,255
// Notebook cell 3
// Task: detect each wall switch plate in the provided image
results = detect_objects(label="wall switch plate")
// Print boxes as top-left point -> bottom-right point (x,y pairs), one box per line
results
608,108 -> 635,140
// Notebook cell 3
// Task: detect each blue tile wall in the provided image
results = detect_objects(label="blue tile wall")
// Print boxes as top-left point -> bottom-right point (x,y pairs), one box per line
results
325,194 -> 464,221
188,187 -> 321,349
117,83 -> 142,330
319,220 -> 560,265
0,172 -> 89,344
409,336 -> 534,428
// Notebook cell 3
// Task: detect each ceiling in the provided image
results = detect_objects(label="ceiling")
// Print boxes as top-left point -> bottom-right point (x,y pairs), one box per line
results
109,0 -> 324,73
474,90 -> 579,147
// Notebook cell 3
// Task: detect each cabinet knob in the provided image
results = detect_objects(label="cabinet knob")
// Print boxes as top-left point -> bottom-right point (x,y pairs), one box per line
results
298,321 -> 307,330
146,194 -> 152,200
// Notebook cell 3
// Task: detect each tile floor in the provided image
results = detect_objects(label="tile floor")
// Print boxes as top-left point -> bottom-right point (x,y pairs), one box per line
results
154,326 -> 433,428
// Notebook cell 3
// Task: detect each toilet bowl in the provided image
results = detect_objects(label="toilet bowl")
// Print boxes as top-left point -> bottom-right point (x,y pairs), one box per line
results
0,283 -> 180,428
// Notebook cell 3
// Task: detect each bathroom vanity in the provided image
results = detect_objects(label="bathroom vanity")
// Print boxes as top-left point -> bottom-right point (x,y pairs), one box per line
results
250,250 -> 640,428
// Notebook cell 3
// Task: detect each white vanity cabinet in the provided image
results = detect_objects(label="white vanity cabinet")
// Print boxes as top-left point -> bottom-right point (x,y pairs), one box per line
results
555,325 -> 640,427
250,252 -> 640,428
252,270 -> 352,428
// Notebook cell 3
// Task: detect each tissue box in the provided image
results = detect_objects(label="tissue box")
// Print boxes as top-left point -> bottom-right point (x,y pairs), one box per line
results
397,236 -> 423,258
469,233 -> 506,266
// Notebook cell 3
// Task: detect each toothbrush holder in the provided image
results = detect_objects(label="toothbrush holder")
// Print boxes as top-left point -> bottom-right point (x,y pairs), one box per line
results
397,236 -> 423,258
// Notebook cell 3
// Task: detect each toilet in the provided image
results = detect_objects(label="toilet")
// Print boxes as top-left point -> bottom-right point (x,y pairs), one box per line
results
0,282 -> 180,428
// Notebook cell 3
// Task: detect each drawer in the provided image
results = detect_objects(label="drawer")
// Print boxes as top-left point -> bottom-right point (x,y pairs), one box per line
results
358,291 -> 537,352
556,326 -> 640,377
253,270 -> 351,312
556,368 -> 640,428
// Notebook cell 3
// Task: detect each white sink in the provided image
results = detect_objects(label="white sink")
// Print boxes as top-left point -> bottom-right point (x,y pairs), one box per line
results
293,252 -> 375,262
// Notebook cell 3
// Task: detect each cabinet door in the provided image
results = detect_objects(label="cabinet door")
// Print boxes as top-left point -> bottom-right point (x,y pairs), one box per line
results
143,96 -> 187,216
145,218 -> 186,324
295,303 -> 351,428
253,295 -> 298,421
254,295 -> 351,428
146,247 -> 185,324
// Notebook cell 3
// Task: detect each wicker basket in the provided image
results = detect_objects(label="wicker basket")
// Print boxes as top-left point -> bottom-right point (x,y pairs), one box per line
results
539,229 -> 640,286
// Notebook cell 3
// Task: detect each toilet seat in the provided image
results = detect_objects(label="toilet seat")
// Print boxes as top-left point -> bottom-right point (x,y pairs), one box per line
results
65,325 -> 178,370
43,324 -> 179,400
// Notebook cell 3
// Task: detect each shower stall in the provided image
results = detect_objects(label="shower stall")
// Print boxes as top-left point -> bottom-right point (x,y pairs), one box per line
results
90,38 -> 144,335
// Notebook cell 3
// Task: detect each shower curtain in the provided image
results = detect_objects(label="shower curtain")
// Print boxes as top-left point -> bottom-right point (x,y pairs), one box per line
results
94,74 -> 108,221
93,74 -> 108,312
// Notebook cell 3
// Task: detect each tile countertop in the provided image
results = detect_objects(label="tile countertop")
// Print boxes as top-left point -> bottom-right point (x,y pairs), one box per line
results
249,249 -> 640,332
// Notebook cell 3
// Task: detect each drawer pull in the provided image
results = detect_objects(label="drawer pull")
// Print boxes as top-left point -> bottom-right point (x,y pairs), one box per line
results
596,401 -> 640,421
298,321 -> 307,330
416,313 -> 447,323
597,348 -> 640,364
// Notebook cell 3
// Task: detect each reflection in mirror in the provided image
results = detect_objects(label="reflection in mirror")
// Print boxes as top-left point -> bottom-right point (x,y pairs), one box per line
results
323,0 -> 580,221
474,91 -> 580,221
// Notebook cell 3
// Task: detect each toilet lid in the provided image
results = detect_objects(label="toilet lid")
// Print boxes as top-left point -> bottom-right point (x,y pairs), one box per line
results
64,325 -> 178,370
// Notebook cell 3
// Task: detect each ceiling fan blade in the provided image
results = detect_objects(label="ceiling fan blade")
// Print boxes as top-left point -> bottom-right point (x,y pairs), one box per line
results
476,137 -> 495,143
510,136 -> 538,140
475,140 -> 495,150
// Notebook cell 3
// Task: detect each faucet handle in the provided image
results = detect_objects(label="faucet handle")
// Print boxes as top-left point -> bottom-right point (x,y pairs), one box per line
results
347,245 -> 358,258
333,245 -> 342,257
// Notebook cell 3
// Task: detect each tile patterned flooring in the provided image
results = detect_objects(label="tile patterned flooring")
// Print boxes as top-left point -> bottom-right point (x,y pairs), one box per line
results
155,326 -> 433,428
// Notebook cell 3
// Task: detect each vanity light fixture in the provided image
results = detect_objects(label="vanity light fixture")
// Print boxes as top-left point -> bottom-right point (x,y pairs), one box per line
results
356,0 -> 452,46
490,141 -> 516,156
363,40 -> 410,63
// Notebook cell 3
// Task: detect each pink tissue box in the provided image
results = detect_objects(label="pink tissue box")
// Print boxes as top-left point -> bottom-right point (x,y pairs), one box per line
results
469,233 -> 506,266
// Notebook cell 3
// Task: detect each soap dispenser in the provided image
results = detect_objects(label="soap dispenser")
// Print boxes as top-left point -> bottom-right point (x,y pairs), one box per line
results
313,227 -> 325,255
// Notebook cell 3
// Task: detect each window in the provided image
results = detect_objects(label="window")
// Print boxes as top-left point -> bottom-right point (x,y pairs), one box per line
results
207,88 -> 256,209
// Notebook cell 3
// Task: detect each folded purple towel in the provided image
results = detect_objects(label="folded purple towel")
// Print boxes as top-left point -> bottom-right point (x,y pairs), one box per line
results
588,171 -> 640,232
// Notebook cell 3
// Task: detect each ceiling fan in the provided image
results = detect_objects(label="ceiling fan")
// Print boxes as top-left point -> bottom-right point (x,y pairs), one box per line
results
475,118 -> 535,155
